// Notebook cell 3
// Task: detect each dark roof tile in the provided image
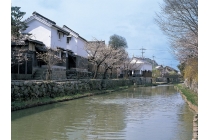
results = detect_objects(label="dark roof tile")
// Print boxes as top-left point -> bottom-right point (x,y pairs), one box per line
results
52,25 -> 69,35
63,25 -> 79,35
32,11 -> 56,24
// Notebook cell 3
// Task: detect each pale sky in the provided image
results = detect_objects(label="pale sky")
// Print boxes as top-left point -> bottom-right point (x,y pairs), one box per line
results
11,0 -> 179,70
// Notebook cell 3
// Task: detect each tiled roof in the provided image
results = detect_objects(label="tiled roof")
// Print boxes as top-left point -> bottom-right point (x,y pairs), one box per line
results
78,35 -> 87,42
11,40 -> 26,46
35,46 -> 47,52
131,57 -> 152,65
32,11 -> 56,24
63,25 -> 79,35
52,25 -> 69,35
32,12 -> 69,35
11,38 -> 44,46
63,25 -> 87,42
27,39 -> 44,45
165,66 -> 178,72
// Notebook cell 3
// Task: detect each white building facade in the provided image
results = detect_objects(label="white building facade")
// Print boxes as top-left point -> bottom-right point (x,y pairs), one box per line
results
22,12 -> 88,70
23,12 -> 69,50
63,25 -> 88,58
130,57 -> 152,76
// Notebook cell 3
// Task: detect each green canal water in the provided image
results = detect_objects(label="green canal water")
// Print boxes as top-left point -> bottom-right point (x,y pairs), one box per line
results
11,85 -> 194,140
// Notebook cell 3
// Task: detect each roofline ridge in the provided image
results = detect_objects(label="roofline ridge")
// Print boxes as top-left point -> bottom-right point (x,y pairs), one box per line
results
32,11 -> 56,25
63,25 -> 79,35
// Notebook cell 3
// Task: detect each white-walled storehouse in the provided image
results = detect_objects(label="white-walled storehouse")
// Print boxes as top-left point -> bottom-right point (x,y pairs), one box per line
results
129,57 -> 152,77
22,12 -> 88,72
63,25 -> 88,58
23,12 -> 69,51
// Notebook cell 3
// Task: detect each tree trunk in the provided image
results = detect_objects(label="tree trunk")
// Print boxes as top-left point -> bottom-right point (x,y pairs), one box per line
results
110,68 -> 113,79
124,69 -> 129,79
47,65 -> 52,80
93,65 -> 100,79
103,68 -> 109,79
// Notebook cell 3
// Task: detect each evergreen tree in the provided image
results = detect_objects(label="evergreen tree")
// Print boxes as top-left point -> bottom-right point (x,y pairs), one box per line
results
109,34 -> 128,49
11,6 -> 28,40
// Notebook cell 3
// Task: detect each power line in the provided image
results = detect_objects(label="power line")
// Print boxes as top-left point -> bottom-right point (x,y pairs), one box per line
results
128,49 -> 169,52
155,58 -> 177,60
139,47 -> 146,58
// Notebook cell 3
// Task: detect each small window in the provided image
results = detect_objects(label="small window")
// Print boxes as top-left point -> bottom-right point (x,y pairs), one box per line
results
67,37 -> 70,43
58,33 -> 61,39
66,37 -> 71,43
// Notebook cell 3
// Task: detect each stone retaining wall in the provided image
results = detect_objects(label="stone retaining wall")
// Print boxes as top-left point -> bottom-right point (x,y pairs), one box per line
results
51,68 -> 66,80
11,79 -> 133,101
130,77 -> 153,85
11,74 -> 32,80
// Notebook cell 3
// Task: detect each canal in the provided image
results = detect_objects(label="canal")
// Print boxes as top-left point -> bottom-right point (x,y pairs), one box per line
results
11,85 -> 194,140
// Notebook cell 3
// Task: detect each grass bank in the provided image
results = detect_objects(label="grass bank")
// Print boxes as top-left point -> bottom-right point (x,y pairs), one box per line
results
11,85 -> 132,111
175,83 -> 198,113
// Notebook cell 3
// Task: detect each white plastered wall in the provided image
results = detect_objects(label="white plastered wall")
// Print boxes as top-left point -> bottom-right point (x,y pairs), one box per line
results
66,36 -> 88,58
140,63 -> 152,74
22,19 -> 51,47
51,28 -> 67,50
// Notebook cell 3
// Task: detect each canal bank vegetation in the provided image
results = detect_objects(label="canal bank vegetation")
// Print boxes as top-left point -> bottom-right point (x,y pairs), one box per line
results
175,84 -> 198,113
176,84 -> 198,106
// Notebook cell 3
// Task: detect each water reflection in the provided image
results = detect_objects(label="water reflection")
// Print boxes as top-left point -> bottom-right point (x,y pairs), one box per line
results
12,85 -> 194,140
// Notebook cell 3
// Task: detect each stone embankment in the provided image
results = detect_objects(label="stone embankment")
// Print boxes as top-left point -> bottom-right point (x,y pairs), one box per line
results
192,114 -> 198,140
11,79 -> 134,102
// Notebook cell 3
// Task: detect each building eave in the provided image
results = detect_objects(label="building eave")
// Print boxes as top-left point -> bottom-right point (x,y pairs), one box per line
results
24,16 -> 53,27
32,11 -> 56,24
52,25 -> 69,35
79,36 -> 87,42
63,25 -> 79,36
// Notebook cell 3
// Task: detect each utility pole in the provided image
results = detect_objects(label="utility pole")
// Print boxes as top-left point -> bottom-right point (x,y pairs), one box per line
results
139,47 -> 146,59
152,55 -> 155,69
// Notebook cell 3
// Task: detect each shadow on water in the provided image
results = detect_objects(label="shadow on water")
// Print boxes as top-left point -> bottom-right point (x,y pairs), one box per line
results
11,102 -> 66,121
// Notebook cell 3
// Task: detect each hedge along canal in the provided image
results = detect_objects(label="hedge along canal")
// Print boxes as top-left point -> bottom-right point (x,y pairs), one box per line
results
11,79 -> 140,111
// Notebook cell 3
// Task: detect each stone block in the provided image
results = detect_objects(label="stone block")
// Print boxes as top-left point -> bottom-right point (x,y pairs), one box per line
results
14,86 -> 19,90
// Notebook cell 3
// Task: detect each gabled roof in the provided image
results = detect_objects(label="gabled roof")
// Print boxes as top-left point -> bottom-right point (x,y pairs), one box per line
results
165,66 -> 178,72
11,38 -> 44,46
27,39 -> 45,45
25,12 -> 69,35
52,25 -> 69,35
63,25 -> 79,36
32,11 -> 56,24
63,25 -> 87,42
131,57 -> 152,65
155,65 -> 164,69
78,35 -> 88,42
